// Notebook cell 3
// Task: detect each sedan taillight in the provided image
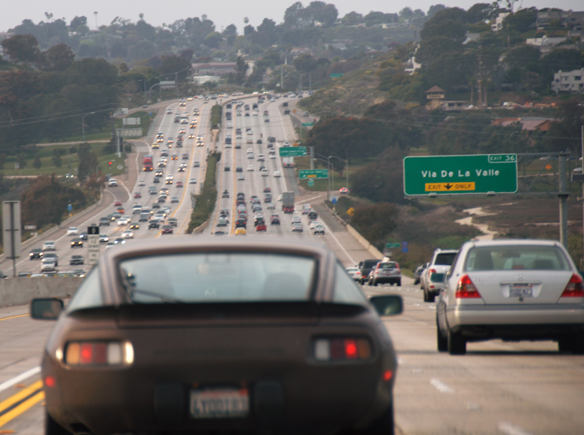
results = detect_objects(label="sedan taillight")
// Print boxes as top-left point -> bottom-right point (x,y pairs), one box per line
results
65,341 -> 134,366
561,274 -> 584,298
455,275 -> 482,299
314,338 -> 372,361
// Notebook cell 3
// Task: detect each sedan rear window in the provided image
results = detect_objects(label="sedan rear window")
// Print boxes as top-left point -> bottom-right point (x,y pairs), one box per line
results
465,246 -> 571,271
379,262 -> 397,269
119,253 -> 316,303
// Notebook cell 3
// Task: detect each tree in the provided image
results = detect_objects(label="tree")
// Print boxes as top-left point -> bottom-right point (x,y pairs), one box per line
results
420,18 -> 467,41
427,4 -> 447,18
235,56 -> 249,85
503,8 -> 537,33
351,202 -> 399,247
540,48 -> 584,87
36,43 -> 75,71
33,154 -> 42,169
223,24 -> 237,36
544,99 -> 584,156
69,16 -> 87,30
341,12 -> 364,25
156,54 -> 191,81
416,36 -> 463,64
399,7 -> 414,22
0,34 -> 40,63
294,53 -> 317,74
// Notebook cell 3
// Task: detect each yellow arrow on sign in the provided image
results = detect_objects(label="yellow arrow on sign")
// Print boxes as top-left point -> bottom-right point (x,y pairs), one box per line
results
347,207 -> 355,216
425,182 -> 476,192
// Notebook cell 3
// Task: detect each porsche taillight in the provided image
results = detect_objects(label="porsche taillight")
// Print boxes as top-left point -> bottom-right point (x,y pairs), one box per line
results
314,338 -> 372,361
561,274 -> 584,298
455,275 -> 482,299
65,341 -> 134,366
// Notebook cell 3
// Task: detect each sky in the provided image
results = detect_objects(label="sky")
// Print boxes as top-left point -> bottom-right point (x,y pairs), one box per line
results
1,0 -> 583,34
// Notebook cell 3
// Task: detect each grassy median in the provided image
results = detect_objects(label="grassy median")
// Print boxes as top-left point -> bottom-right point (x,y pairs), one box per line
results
187,152 -> 221,233
210,104 -> 222,129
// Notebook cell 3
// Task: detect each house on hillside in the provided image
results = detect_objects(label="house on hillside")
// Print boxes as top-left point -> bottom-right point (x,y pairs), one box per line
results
526,36 -> 568,54
491,12 -> 510,32
536,10 -> 584,31
490,117 -> 554,132
552,68 -> 584,93
191,62 -> 237,76
425,86 -> 445,110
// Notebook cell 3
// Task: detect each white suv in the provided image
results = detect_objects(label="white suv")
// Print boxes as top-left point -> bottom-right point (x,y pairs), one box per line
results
421,249 -> 459,302
108,179 -> 118,187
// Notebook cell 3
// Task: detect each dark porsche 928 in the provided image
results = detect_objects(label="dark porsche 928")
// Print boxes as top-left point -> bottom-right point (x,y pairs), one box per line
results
32,238 -> 403,435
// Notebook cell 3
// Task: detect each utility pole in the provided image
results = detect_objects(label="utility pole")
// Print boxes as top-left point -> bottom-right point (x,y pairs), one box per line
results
310,146 -> 314,170
559,154 -> 569,248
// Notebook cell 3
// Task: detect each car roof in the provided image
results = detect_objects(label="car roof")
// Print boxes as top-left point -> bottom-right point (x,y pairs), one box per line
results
462,239 -> 562,248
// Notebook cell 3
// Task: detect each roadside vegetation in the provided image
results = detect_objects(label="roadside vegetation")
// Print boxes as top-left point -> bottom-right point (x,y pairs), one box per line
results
187,152 -> 220,233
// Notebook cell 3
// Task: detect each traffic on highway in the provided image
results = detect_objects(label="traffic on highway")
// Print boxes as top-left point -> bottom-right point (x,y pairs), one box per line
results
0,93 -> 582,435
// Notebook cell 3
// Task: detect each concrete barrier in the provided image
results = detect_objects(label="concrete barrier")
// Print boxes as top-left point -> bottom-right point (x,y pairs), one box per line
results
346,225 -> 384,259
0,277 -> 82,308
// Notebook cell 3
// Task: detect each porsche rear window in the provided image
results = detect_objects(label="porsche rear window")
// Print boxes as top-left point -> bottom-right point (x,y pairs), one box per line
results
119,253 -> 316,303
465,246 -> 570,271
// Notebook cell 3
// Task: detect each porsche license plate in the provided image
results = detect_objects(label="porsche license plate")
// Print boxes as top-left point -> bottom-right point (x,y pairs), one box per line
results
190,388 -> 249,419
509,284 -> 533,297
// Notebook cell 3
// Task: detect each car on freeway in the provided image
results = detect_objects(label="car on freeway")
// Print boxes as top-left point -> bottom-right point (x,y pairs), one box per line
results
292,222 -> 303,232
222,190 -> 229,198
122,230 -> 134,239
256,220 -> 267,232
118,216 -> 130,226
421,249 -> 458,302
171,196 -> 179,203
161,225 -> 173,234
339,187 -> 349,194
66,227 -> 79,236
302,204 -> 311,215
70,238 -> 83,248
148,221 -> 160,229
99,217 -> 110,226
273,171 -> 281,177
138,180 -> 146,187
368,261 -> 401,287
193,161 -> 200,168
247,165 -> 254,171
345,266 -> 362,282
189,178 -> 197,184
436,239 -> 584,355
168,218 -> 178,227
108,179 -> 118,187
31,238 -> 403,435
236,167 -> 243,172
234,227 -> 246,235
291,215 -> 302,225
69,255 -> 84,266
30,248 -> 43,260
40,259 -> 56,272
413,263 -> 427,285
165,176 -> 174,185
358,259 -> 381,285
99,234 -> 109,243
42,241 -> 56,251
238,174 -> 245,181
313,224 -> 326,235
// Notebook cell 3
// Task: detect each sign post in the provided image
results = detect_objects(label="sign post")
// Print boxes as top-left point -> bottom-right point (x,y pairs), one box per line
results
87,226 -> 100,266
403,154 -> 518,196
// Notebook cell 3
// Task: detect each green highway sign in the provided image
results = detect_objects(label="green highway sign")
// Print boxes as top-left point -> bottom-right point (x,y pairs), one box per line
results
385,243 -> 401,248
308,179 -> 314,186
403,154 -> 517,196
299,169 -> 328,179
279,147 -> 307,157
330,73 -> 344,78
302,122 -> 314,127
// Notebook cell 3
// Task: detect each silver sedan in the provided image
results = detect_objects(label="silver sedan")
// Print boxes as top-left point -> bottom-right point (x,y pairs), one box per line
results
436,239 -> 584,355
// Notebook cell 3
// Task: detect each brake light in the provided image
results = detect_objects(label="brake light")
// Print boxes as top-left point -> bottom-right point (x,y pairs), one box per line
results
455,275 -> 481,298
428,268 -> 437,275
395,263 -> 400,270
65,341 -> 133,366
314,338 -> 372,361
561,274 -> 584,297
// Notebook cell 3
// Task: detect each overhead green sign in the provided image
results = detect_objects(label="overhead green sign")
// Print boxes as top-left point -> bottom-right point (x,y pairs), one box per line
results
299,169 -> 328,179
385,243 -> 401,248
279,147 -> 306,157
302,122 -> 314,127
330,73 -> 344,78
403,154 -> 517,196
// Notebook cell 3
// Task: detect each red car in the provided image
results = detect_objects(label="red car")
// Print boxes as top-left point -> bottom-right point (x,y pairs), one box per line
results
134,193 -> 142,198
256,222 -> 267,232
114,200 -> 122,206
339,187 -> 349,194
161,225 -> 173,234
176,181 -> 183,188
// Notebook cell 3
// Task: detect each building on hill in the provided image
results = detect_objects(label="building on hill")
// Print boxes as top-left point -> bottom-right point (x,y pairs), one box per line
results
536,10 -> 584,31
526,35 -> 568,54
491,12 -> 510,32
490,117 -> 554,132
425,86 -> 445,110
552,68 -> 584,93
191,62 -> 237,76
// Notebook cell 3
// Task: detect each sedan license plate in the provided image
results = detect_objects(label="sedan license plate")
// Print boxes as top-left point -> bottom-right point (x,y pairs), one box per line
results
190,388 -> 249,419
509,283 -> 533,298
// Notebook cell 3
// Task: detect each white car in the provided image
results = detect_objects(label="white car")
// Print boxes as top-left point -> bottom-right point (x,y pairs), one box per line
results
138,180 -> 146,186
270,154 -> 276,159
41,259 -> 56,272
42,241 -> 56,251
277,194 -> 283,201
189,178 -> 197,184
238,174 -> 245,181
108,178 -> 118,187
247,165 -> 254,171
261,169 -> 268,177
118,217 -> 130,226
283,141 -> 291,147
273,171 -> 281,177
66,227 -> 79,236
267,202 -> 275,210
121,230 -> 134,239
257,155 -> 265,162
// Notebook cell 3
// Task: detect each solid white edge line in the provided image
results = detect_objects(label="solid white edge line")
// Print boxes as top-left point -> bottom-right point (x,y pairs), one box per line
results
498,422 -> 533,435
0,366 -> 41,394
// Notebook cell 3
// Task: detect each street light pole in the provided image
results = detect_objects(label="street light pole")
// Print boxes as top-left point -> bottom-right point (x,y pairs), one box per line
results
81,112 -> 95,143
